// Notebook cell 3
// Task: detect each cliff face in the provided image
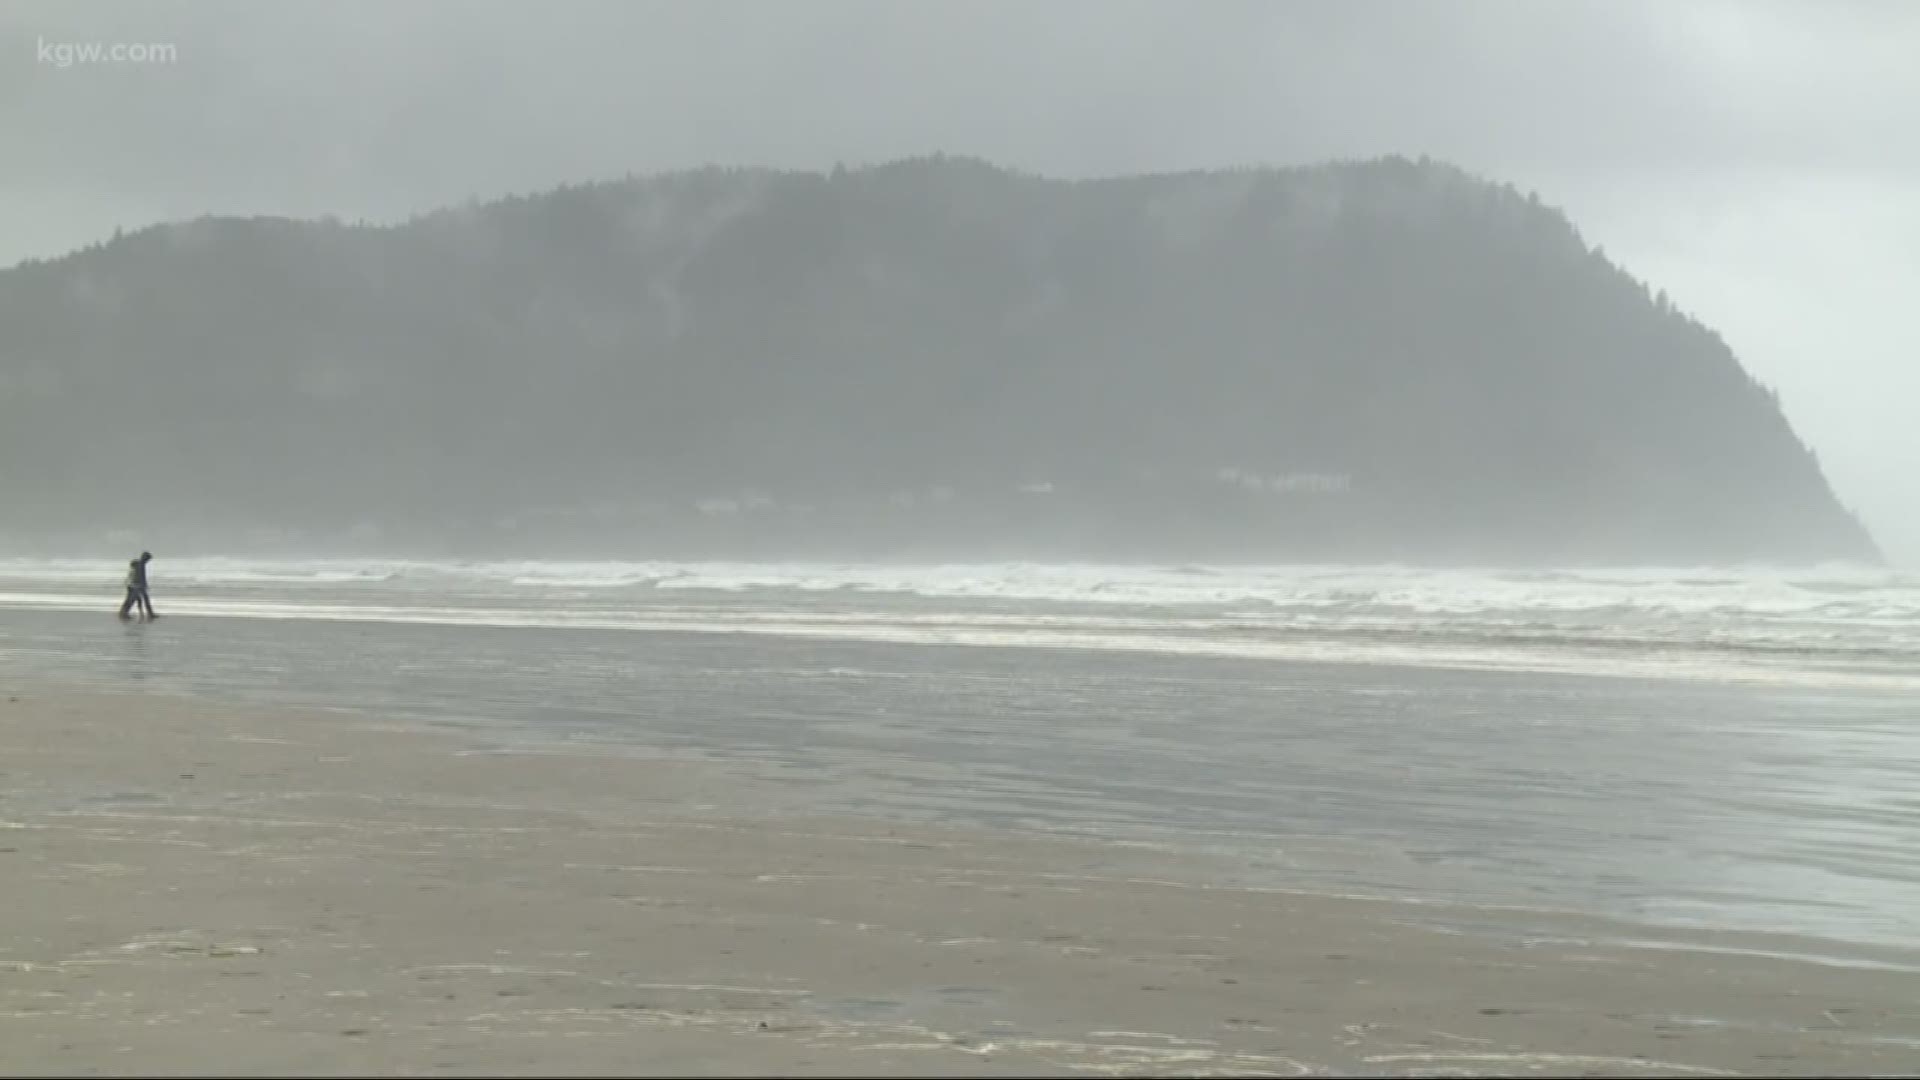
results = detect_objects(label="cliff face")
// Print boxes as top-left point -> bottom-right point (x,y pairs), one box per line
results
0,155 -> 1880,564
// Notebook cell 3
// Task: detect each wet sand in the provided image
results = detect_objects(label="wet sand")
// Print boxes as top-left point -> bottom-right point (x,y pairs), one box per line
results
9,606 -> 1920,952
2,687 -> 1917,1076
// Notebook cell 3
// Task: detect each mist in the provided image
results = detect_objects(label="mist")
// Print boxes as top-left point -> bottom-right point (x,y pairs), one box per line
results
3,0 -> 1915,565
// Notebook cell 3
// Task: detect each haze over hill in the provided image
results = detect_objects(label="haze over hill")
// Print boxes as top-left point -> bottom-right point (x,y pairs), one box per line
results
0,155 -> 1879,566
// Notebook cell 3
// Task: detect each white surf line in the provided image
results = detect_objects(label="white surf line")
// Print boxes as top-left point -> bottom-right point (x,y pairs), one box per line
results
6,590 -> 1911,690
1362,1051 -> 1739,1075
1087,1030 -> 1218,1045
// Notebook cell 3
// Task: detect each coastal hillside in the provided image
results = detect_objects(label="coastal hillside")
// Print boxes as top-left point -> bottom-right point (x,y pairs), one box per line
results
0,155 -> 1879,564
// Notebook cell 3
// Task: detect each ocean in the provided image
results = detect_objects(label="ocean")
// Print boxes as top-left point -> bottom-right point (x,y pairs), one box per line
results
3,557 -> 1917,959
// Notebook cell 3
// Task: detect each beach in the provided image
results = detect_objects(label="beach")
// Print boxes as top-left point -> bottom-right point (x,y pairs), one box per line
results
4,562 -> 1920,1075
4,686 -> 1919,1076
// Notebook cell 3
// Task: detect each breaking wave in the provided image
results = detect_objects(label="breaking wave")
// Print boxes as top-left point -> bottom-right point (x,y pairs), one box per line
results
2,557 -> 1915,687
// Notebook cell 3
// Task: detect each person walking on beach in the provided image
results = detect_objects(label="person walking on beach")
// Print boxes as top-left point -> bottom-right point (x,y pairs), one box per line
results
117,551 -> 156,620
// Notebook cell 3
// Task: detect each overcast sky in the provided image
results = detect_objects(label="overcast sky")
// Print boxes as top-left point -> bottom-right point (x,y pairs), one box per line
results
5,0 -> 1917,564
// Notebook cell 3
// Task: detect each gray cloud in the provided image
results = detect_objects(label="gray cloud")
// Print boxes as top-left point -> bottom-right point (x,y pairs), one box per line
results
8,0 -> 1916,222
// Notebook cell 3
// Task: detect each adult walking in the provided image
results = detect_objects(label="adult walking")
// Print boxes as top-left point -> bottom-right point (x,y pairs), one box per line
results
117,551 -> 156,620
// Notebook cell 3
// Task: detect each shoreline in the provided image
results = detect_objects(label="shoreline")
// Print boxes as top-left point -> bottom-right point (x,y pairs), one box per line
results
6,592 -> 1919,697
3,684 -> 1918,1075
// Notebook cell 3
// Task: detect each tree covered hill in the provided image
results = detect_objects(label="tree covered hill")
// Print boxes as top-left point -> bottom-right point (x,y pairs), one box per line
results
0,155 -> 1879,564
